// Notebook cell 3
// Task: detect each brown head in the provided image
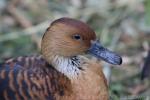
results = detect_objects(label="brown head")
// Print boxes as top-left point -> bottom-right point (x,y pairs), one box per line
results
41,18 -> 96,57
41,17 -> 122,65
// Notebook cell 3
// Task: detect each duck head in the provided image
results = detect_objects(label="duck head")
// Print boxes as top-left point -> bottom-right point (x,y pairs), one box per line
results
41,18 -> 122,66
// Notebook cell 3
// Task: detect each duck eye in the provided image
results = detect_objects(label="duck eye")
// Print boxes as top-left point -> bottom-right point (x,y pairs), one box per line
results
72,34 -> 81,40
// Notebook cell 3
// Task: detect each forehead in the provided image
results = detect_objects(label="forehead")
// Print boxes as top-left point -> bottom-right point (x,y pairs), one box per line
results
51,18 -> 96,40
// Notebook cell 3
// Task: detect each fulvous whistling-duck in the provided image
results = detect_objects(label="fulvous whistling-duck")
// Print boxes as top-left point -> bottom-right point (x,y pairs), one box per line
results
0,17 -> 122,100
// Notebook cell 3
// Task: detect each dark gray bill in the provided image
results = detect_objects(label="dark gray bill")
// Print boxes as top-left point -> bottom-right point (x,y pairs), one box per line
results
88,40 -> 122,65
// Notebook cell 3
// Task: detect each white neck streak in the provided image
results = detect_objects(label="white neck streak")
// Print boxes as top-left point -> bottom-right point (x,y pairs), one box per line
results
51,55 -> 83,79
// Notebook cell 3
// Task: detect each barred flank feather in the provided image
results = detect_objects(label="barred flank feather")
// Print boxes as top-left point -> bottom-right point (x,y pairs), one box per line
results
0,55 -> 72,100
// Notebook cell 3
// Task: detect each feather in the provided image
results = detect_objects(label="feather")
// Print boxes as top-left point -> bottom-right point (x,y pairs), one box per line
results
141,50 -> 150,80
0,56 -> 72,100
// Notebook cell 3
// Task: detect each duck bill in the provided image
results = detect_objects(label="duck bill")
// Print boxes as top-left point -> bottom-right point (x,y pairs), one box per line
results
88,40 -> 122,65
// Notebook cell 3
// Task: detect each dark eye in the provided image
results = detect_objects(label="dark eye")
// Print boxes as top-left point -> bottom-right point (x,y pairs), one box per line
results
72,34 -> 81,40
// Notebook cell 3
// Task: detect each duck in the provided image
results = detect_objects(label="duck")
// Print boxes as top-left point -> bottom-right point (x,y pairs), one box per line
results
0,17 -> 122,100
141,50 -> 150,80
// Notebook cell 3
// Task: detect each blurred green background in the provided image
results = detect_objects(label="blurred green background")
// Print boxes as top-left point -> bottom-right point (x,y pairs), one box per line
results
0,0 -> 150,99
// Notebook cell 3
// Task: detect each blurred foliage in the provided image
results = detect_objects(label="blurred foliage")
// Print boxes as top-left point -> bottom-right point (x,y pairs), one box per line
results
145,0 -> 150,26
0,0 -> 150,99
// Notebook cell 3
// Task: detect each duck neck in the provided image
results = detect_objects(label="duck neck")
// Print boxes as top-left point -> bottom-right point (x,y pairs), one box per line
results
48,55 -> 83,79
